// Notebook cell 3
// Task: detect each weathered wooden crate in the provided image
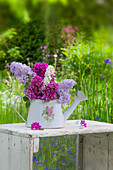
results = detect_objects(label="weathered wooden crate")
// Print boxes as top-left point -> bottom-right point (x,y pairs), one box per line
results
0,120 -> 113,170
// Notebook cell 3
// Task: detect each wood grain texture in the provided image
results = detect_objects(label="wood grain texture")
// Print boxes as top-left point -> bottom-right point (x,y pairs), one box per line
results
83,134 -> 108,170
76,134 -> 83,170
1,120 -> 113,170
76,133 -> 113,170
0,120 -> 113,138
0,133 -> 33,170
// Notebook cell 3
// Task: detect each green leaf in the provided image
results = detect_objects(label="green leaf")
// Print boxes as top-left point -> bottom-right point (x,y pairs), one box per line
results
23,96 -> 29,102
25,101 -> 30,108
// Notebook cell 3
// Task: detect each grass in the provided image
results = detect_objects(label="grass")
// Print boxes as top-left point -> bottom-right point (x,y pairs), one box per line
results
33,135 -> 77,170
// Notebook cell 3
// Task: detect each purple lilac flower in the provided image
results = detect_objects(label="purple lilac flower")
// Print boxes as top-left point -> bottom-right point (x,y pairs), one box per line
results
23,88 -> 27,95
58,79 -> 75,90
57,91 -> 70,104
33,62 -> 48,79
104,59 -> 112,64
42,82 -> 59,102
10,62 -> 36,85
27,76 -> 43,100
57,79 -> 75,104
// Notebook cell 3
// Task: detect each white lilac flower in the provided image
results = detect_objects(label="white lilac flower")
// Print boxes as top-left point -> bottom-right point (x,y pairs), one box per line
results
43,65 -> 55,87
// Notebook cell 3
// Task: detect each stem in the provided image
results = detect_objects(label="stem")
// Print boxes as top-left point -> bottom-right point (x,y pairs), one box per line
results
105,83 -> 109,123
54,56 -> 57,71
3,42 -> 9,50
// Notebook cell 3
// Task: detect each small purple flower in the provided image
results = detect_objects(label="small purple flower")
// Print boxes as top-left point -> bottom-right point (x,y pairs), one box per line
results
102,77 -> 104,81
104,59 -> 112,64
44,45 -> 47,50
60,54 -> 63,57
31,122 -> 41,130
52,153 -> 56,156
40,46 -> 43,50
47,54 -> 50,57
33,156 -> 38,162
96,116 -> 99,120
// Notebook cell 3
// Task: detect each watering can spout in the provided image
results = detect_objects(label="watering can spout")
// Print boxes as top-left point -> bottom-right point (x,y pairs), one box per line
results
63,91 -> 88,120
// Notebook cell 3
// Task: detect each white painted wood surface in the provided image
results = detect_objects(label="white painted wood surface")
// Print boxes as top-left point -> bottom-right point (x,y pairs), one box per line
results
0,120 -> 113,138
1,120 -> 113,170
77,133 -> 113,170
0,133 -> 33,170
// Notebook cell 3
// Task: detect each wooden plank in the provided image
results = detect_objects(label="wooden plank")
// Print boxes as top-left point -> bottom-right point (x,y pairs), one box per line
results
0,133 -> 34,170
0,133 -> 10,170
108,133 -> 113,170
10,135 -> 33,170
29,138 -> 33,170
20,137 -> 32,170
83,134 -> 108,170
1,120 -> 113,138
33,138 -> 39,153
76,134 -> 83,170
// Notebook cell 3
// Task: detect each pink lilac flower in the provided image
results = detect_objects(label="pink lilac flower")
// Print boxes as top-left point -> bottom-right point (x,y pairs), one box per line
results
27,76 -> 43,100
10,62 -> 36,85
60,54 -> 63,57
56,49 -> 59,54
42,82 -> 59,102
44,45 -> 47,50
65,28 -> 69,33
47,54 -> 50,57
80,120 -> 85,124
57,79 -> 75,104
33,62 -> 48,79
40,46 -> 43,50
74,27 -> 78,31
80,120 -> 87,128
31,122 -> 41,130
71,30 -> 75,33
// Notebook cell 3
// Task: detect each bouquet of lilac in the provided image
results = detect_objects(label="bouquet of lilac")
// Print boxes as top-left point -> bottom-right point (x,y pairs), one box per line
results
10,62 -> 75,104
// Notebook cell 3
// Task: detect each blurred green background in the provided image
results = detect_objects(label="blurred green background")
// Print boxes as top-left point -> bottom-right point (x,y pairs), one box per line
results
0,0 -> 113,69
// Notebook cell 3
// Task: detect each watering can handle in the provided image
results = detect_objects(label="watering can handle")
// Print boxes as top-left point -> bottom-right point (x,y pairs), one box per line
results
14,95 -> 29,123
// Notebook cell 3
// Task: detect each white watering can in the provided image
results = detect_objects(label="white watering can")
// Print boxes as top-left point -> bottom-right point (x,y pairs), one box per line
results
14,91 -> 88,128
